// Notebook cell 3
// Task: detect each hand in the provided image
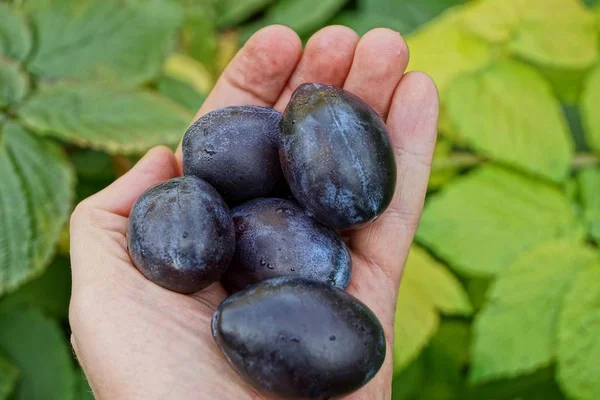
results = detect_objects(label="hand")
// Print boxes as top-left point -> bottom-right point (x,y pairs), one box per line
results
69,25 -> 439,399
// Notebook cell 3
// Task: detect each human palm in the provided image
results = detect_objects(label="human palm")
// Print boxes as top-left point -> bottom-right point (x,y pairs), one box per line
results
69,25 -> 439,399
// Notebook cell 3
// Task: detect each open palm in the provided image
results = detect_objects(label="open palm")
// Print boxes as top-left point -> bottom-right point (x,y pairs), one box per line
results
69,25 -> 439,399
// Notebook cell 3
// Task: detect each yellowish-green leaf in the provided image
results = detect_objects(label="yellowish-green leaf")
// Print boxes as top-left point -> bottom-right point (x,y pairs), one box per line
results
557,264 -> 600,400
416,166 -> 584,277
0,123 -> 74,295
19,84 -> 193,154
581,66 -> 600,153
407,8 -> 492,93
577,167 -> 600,244
0,58 -> 28,107
0,3 -> 32,61
0,309 -> 75,400
28,0 -> 183,84
429,139 -> 461,189
217,0 -> 275,27
446,60 -> 573,182
463,0 -> 598,69
394,279 -> 439,370
470,240 -> 598,383
156,76 -> 206,112
0,354 -> 19,400
393,246 -> 472,369
403,246 -> 472,316
163,53 -> 213,95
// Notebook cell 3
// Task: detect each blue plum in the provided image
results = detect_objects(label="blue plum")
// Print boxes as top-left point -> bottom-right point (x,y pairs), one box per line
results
127,176 -> 235,294
182,105 -> 286,206
279,83 -> 396,230
221,198 -> 351,293
212,277 -> 386,400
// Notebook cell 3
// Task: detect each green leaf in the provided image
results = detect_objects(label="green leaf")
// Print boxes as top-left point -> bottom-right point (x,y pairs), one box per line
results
394,246 -> 472,369
446,60 -> 573,182
577,167 -> 600,244
429,139 -> 462,190
156,76 -> 206,112
244,0 -> 349,38
0,58 -> 28,107
581,66 -> 600,153
392,356 -> 425,400
416,166 -> 584,277
462,0 -> 598,69
0,309 -> 75,400
0,256 -> 71,319
465,367 -> 566,400
27,0 -> 183,84
217,0 -> 275,27
0,3 -> 32,61
406,8 -> 492,93
73,370 -> 94,400
0,354 -> 19,400
470,240 -> 598,383
403,246 -> 472,316
557,264 -> 600,400
332,11 -> 410,36
0,123 -> 74,295
18,83 -> 193,154
360,0 -> 466,34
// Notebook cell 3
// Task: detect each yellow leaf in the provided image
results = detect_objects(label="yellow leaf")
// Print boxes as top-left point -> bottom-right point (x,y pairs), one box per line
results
407,8 -> 492,93
163,53 -> 213,95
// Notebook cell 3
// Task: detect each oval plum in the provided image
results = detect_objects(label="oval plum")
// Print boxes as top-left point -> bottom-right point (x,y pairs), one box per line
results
280,83 -> 396,229
212,277 -> 386,400
127,176 -> 235,294
221,198 -> 351,293
182,105 -> 286,206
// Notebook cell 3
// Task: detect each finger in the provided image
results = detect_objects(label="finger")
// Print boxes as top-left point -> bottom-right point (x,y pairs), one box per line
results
343,28 -> 409,120
350,72 -> 439,289
82,146 -> 179,218
175,25 -> 302,168
273,25 -> 359,111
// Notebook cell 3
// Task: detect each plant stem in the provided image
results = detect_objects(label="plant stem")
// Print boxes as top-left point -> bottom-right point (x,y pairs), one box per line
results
432,152 -> 599,172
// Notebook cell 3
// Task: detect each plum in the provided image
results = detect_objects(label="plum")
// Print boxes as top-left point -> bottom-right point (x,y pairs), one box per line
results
212,277 -> 386,400
279,83 -> 396,230
182,105 -> 286,206
127,176 -> 235,294
221,198 -> 351,293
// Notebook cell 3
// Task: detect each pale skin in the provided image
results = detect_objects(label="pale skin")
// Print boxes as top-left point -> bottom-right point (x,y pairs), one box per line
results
69,25 -> 439,399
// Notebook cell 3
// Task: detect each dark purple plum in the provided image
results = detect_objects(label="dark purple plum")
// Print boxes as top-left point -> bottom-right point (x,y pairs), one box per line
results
221,198 -> 351,293
182,105 -> 286,206
280,83 -> 396,230
212,277 -> 386,400
127,176 -> 235,294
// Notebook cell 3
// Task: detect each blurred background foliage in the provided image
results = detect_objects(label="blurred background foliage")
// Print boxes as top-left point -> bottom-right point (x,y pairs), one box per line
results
0,0 -> 599,399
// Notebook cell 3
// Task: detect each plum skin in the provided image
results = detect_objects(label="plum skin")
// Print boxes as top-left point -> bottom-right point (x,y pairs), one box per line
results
221,198 -> 351,293
212,277 -> 386,400
279,83 -> 397,230
182,105 -> 287,206
127,176 -> 235,294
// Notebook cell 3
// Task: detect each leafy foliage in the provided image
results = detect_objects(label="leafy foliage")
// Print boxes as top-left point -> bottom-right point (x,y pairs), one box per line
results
581,66 -> 600,152
577,167 -> 600,244
0,59 -> 28,107
0,354 -> 19,400
0,3 -> 32,61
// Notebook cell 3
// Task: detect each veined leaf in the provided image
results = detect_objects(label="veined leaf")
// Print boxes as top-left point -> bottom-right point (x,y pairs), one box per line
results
577,167 -> 600,244
416,166 -> 584,277
360,0 -> 466,34
581,66 -> 600,152
18,83 -> 193,154
27,0 -> 183,84
0,3 -> 32,61
0,256 -> 71,319
446,60 -> 573,182
0,123 -> 74,295
394,246 -> 472,369
0,58 -> 29,107
217,0 -> 275,28
0,354 -> 19,400
557,264 -> 600,400
0,309 -> 75,400
463,0 -> 598,69
406,8 -> 492,93
470,240 -> 598,383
